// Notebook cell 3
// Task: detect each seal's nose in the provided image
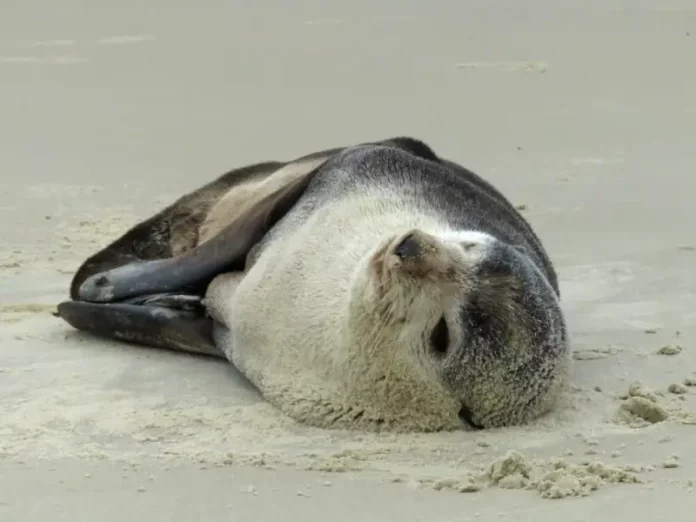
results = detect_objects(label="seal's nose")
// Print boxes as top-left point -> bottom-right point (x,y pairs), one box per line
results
394,234 -> 420,259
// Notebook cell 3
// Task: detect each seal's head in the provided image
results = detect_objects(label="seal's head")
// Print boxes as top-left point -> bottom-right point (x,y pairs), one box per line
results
347,228 -> 570,431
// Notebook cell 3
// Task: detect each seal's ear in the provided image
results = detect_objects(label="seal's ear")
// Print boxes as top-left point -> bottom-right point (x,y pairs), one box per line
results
71,165 -> 321,304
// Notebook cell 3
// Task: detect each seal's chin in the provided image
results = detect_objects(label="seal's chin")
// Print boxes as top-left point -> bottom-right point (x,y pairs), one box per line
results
458,403 -> 485,430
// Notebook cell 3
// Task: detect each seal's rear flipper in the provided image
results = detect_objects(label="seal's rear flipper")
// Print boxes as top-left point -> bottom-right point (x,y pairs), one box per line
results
56,301 -> 225,359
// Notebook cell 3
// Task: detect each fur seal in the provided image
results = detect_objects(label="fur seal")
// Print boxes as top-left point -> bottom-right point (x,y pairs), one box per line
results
57,137 -> 570,432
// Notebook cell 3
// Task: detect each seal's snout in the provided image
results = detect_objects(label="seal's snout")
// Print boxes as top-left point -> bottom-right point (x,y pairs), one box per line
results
370,229 -> 464,286
387,229 -> 445,276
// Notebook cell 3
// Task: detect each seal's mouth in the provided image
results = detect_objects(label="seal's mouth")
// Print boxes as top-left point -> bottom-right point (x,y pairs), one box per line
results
458,404 -> 484,430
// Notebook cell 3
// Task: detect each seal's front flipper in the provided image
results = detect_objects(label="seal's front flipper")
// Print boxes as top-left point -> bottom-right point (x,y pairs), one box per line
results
123,292 -> 203,312
56,300 -> 225,359
68,137 -> 441,305
76,165 -> 321,303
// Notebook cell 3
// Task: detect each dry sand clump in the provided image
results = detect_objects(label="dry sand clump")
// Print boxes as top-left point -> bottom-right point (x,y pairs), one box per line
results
616,381 -> 696,427
656,344 -> 683,356
403,450 -> 643,500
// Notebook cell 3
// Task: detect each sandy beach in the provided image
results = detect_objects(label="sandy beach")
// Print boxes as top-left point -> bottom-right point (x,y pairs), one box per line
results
2,1 -> 696,520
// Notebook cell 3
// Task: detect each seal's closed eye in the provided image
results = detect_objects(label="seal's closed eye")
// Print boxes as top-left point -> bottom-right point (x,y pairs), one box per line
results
430,316 -> 450,356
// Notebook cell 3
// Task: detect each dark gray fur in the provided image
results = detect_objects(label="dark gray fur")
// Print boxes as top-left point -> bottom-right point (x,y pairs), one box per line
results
249,143 -> 559,294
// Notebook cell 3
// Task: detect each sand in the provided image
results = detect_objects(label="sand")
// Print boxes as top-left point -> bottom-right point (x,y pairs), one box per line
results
2,0 -> 696,520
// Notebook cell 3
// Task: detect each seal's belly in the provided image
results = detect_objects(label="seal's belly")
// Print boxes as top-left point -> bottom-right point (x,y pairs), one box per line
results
220,196 -> 446,385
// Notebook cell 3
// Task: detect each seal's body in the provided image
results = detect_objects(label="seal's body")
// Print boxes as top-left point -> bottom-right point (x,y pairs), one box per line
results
58,137 -> 570,432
